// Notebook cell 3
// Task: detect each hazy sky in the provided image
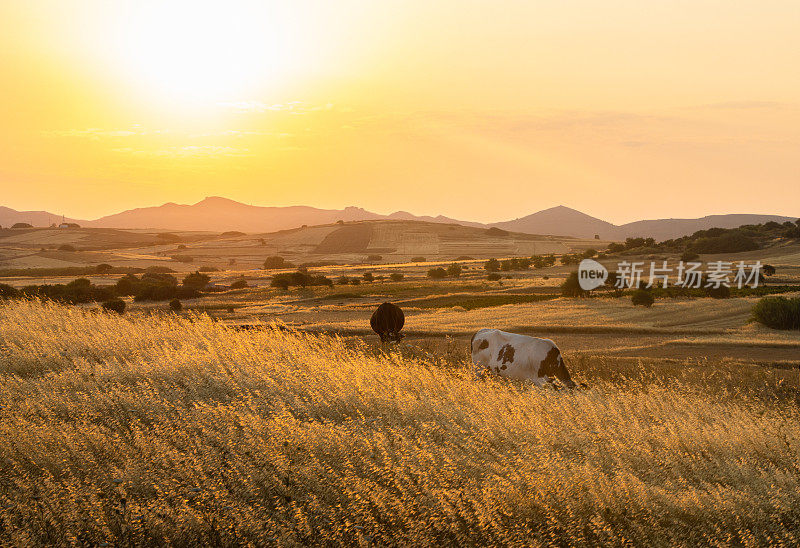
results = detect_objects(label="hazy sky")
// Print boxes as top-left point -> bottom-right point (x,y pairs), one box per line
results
1,0 -> 798,223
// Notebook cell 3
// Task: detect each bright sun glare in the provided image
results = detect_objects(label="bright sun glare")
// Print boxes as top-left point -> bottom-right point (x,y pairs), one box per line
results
114,1 -> 304,105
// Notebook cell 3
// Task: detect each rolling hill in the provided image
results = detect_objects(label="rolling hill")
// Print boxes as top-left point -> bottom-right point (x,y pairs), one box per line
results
2,198 -> 796,241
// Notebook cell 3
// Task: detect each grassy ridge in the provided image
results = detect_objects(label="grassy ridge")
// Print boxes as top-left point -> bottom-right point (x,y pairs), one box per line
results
1,300 -> 800,545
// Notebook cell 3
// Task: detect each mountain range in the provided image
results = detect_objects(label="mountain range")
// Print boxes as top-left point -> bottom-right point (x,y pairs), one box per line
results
1,197 -> 795,241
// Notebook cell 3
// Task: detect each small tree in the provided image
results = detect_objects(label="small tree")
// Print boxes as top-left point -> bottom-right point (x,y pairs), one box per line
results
446,263 -> 462,277
389,272 -> 404,282
560,272 -> 589,297
182,271 -> 211,290
102,298 -> 126,314
428,267 -> 447,279
487,272 -> 502,281
762,264 -> 776,277
484,258 -> 500,272
96,263 -> 113,273
263,256 -> 291,269
169,298 -> 183,311
362,272 -> 374,282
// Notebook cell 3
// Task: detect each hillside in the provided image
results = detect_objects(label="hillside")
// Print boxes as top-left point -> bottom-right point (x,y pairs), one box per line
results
492,206 -> 617,239
2,198 -> 796,240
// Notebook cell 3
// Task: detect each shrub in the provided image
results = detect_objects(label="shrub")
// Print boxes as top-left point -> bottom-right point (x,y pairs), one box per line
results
606,242 -> 625,253
484,258 -> 500,272
96,263 -> 113,273
230,279 -> 248,289
706,284 -> 731,299
446,263 -> 462,277
0,283 -> 20,298
582,249 -> 597,258
101,298 -> 126,314
336,276 -> 351,285
762,264 -> 776,276
271,277 -> 290,290
350,278 -> 361,285
58,244 -> 77,252
362,272 -> 374,282
169,298 -> 183,312
688,233 -> 759,254
560,272 -> 589,297
680,251 -> 700,262
389,273 -> 404,282
427,267 -> 447,279
271,272 -> 333,289
486,273 -> 502,281
182,272 -> 211,290
263,256 -> 292,269
751,297 -> 800,330
631,289 -> 655,307
411,256 -> 427,263
145,266 -> 175,274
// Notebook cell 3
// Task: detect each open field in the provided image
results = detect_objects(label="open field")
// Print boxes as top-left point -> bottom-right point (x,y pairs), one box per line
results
0,221 -> 608,272
1,300 -> 800,545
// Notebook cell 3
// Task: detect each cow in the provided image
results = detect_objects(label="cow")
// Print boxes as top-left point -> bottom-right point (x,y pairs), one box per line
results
470,329 -> 576,388
370,302 -> 405,343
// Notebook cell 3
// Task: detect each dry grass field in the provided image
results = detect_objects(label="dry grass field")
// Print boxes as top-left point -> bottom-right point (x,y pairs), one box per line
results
2,300 -> 800,545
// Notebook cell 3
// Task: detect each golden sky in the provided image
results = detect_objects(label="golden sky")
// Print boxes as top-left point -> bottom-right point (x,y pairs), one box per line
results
1,0 -> 798,223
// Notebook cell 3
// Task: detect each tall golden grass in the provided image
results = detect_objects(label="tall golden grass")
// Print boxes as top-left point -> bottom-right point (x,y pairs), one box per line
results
1,300 -> 799,545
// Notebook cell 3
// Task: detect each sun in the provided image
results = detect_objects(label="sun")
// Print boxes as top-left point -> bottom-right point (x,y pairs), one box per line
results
114,1 -> 304,106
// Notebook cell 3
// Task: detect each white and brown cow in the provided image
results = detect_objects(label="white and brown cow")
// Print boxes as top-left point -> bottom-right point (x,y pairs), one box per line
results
471,329 -> 575,388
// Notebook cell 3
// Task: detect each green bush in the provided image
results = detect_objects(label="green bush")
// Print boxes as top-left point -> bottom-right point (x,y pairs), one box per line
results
410,256 -> 426,263
427,267 -> 447,279
487,273 -> 502,281
96,263 -> 113,273
484,258 -> 500,272
706,284 -> 731,299
101,298 -> 126,314
688,233 -> 759,254
631,289 -> 655,307
389,272 -> 404,282
560,272 -> 589,297
182,272 -> 211,290
230,279 -> 248,289
271,271 -> 333,289
446,263 -> 462,277
751,297 -> 800,330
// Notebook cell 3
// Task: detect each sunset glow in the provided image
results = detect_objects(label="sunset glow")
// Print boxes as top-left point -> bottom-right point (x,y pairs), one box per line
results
1,0 -> 799,222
